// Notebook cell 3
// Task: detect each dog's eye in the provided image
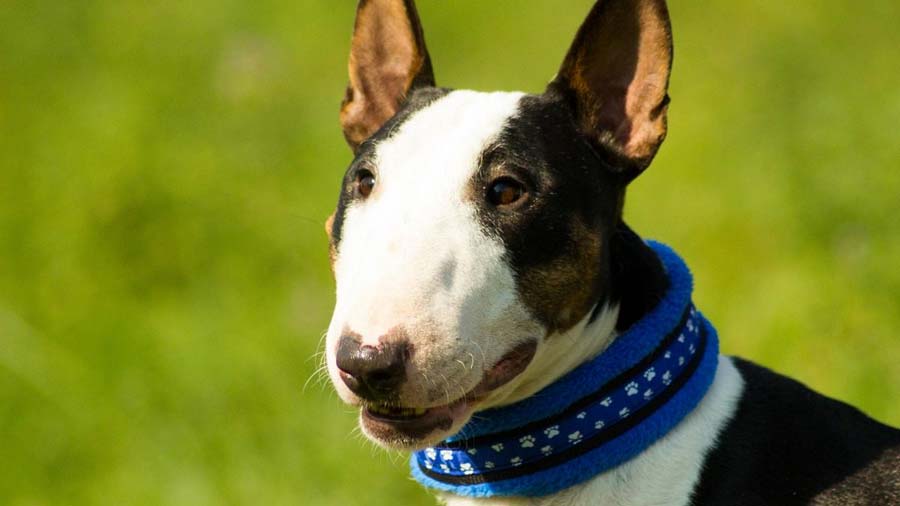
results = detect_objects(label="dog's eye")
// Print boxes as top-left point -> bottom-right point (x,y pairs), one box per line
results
356,170 -> 376,198
487,177 -> 526,207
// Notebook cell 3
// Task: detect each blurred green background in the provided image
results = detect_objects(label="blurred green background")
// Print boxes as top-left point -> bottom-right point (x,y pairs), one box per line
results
1,0 -> 898,504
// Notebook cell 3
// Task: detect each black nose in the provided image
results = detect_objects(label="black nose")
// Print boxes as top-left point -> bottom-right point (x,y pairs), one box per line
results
336,334 -> 409,401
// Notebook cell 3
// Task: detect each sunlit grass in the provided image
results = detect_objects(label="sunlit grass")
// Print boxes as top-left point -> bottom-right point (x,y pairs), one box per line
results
1,0 -> 898,504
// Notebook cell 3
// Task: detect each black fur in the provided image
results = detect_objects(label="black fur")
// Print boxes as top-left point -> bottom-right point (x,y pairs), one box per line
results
691,358 -> 900,505
469,91 -> 669,332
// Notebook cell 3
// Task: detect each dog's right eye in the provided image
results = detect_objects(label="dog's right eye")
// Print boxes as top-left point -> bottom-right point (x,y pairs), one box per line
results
487,177 -> 526,207
356,170 -> 376,198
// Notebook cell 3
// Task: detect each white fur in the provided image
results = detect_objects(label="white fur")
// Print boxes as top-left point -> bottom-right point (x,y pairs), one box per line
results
440,356 -> 745,506
477,303 -> 619,410
327,91 -> 541,415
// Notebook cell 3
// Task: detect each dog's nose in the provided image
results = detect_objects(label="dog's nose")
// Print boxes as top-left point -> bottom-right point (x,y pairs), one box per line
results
336,334 -> 409,401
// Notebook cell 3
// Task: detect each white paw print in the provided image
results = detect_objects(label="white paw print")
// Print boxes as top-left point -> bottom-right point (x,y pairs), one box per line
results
568,431 -> 583,444
625,381 -> 640,396
460,463 -> 474,475
600,397 -> 613,407
424,460 -> 433,469
439,450 -> 454,461
662,370 -> 672,385
619,407 -> 630,418
678,333 -> 685,343
540,445 -> 553,455
643,367 -> 656,382
491,443 -> 504,452
544,425 -> 560,438
467,448 -> 478,455
679,356 -> 686,366
484,461 -> 495,469
664,351 -> 672,359
687,320 -> 695,332
644,388 -> 654,400
689,343 -> 696,355
576,411 -> 586,419
425,448 -> 437,460
594,420 -> 605,430
519,435 -> 535,448
510,456 -> 523,467
439,463 -> 450,472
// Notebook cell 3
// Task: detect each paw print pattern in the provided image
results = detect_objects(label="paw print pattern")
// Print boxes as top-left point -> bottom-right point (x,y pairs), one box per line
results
467,448 -> 478,455
576,411 -> 586,419
600,397 -> 613,407
679,356 -> 686,366
664,351 -> 672,359
439,450 -> 454,461
439,463 -> 450,472
519,435 -> 535,448
510,457 -> 523,467
662,370 -> 672,385
568,431 -> 583,444
484,461 -> 495,469
491,443 -> 504,452
425,448 -> 437,460
678,333 -> 685,343
689,343 -> 696,355
544,426 -> 560,438
625,381 -> 640,396
643,367 -> 656,382
644,388 -> 654,400
460,463 -> 474,475
540,445 -> 553,455
619,407 -> 630,418
594,420 -> 605,430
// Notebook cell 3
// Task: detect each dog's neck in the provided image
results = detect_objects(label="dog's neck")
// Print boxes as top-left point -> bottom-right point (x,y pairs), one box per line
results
477,223 -> 668,412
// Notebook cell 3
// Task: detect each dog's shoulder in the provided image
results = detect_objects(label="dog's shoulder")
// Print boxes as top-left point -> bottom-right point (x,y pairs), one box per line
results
691,357 -> 900,505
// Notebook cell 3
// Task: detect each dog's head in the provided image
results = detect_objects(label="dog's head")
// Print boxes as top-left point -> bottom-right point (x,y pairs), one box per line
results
324,0 -> 672,449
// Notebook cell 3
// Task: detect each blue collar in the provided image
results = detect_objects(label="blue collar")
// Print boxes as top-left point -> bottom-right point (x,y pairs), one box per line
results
410,242 -> 720,498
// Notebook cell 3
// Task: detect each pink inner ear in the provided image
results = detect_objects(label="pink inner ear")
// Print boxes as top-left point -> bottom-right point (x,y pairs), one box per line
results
552,0 -> 672,171
340,0 -> 435,151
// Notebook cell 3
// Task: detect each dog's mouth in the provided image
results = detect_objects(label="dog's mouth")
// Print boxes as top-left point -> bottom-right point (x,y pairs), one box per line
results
359,340 -> 538,448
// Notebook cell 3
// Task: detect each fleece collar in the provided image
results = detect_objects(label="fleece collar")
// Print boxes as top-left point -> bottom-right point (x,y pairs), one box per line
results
410,241 -> 720,498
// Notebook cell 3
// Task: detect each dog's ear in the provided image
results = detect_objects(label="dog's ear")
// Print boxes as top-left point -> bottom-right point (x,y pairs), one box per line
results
340,0 -> 435,152
549,0 -> 672,179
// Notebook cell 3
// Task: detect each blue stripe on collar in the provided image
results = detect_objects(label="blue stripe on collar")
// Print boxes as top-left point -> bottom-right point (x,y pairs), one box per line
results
410,241 -> 720,498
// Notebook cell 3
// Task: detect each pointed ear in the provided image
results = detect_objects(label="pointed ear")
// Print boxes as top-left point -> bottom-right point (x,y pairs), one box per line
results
340,0 -> 435,152
549,0 -> 672,178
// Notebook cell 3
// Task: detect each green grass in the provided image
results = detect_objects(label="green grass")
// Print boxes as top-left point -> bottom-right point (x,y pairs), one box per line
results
1,1 -> 898,504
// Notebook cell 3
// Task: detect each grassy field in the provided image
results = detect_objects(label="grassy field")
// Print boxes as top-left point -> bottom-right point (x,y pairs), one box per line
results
1,0 -> 898,505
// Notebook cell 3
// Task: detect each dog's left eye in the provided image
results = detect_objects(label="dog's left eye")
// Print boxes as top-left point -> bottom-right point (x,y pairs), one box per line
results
487,177 -> 526,207
356,169 -> 376,198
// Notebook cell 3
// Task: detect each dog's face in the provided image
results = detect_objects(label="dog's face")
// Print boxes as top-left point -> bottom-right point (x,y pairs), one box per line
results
324,0 -> 672,449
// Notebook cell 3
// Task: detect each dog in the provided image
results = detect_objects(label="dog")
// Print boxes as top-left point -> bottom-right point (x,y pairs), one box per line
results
322,0 -> 900,504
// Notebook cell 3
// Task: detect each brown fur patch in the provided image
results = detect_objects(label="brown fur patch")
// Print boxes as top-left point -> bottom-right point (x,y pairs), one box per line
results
517,218 -> 604,336
325,212 -> 336,270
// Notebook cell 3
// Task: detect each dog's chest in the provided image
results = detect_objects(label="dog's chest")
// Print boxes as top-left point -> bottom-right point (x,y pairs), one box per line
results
438,357 -> 745,506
